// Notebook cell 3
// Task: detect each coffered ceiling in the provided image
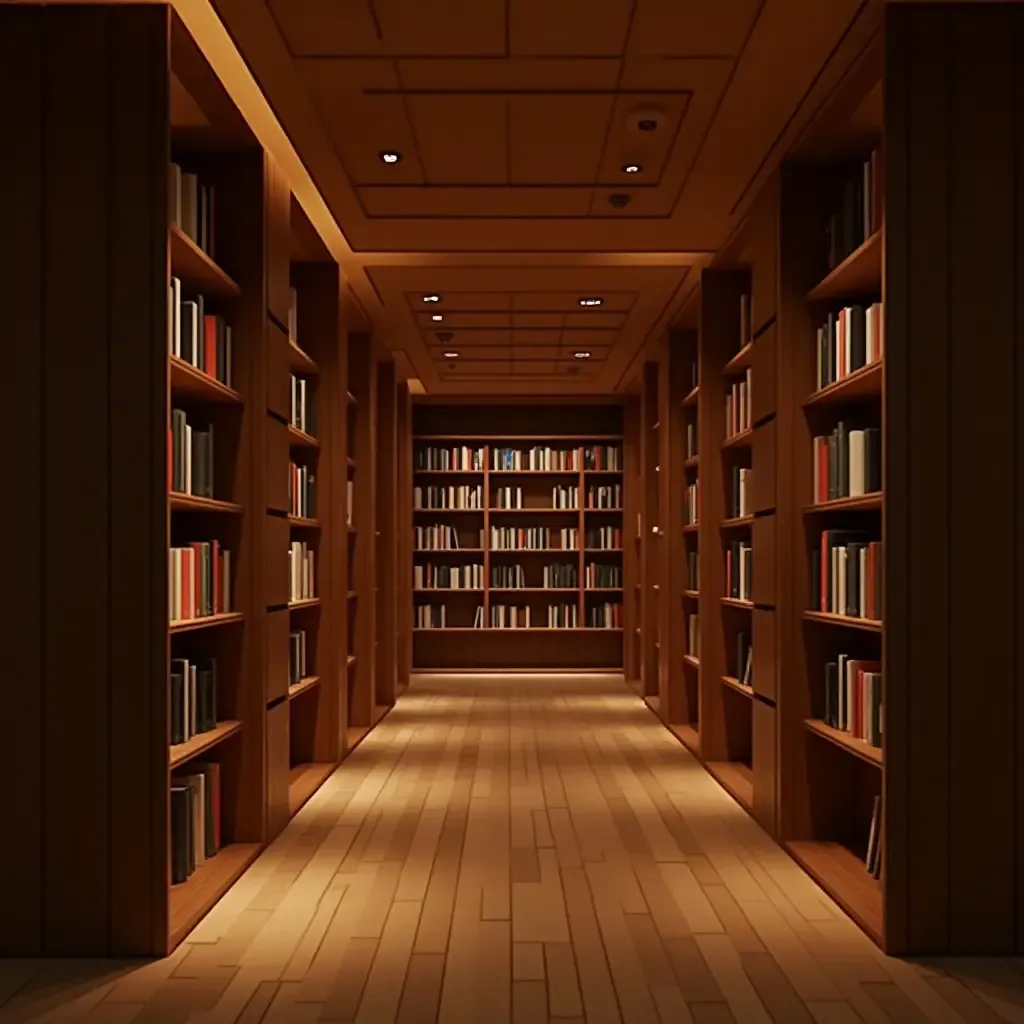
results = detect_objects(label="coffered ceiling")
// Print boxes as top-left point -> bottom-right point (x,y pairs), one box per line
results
209,0 -> 880,394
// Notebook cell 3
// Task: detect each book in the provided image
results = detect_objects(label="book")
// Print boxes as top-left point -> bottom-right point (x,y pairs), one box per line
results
169,656 -> 218,745
170,410 -> 214,498
812,425 -> 882,502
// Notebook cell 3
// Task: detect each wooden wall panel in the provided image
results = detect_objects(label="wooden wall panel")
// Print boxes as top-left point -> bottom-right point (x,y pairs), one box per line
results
0,5 -> 169,955
265,157 -> 291,330
396,384 -> 412,692
622,398 -> 642,684
0,5 -> 44,955
884,1 -> 1023,955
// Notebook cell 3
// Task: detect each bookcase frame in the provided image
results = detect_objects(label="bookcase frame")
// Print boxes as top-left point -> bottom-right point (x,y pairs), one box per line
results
410,404 -> 626,671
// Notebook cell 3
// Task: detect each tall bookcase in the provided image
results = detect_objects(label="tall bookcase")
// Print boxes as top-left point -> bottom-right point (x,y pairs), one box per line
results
411,404 -> 625,671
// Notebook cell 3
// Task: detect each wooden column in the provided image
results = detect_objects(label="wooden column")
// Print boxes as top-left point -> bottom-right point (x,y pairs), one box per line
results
640,363 -> 660,699
395,383 -> 413,693
884,1 -> 1024,955
375,359 -> 398,707
622,398 -> 642,684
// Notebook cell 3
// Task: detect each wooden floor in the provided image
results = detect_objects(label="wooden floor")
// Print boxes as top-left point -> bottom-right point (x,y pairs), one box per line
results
3,673 -> 1024,1023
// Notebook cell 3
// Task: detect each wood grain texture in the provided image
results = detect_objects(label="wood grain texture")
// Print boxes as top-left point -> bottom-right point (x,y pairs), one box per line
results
2,673 -> 1021,1020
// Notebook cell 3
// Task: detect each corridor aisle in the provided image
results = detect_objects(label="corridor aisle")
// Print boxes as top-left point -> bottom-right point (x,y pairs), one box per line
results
3,674 -> 1024,1022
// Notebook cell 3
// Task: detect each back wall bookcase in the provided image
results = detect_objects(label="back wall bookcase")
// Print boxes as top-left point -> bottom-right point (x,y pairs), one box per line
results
412,404 -> 627,671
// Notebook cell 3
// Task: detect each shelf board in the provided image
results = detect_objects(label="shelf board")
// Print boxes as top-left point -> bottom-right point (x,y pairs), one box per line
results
288,598 -> 321,611
585,548 -> 622,553
169,356 -> 242,405
288,425 -> 320,449
807,230 -> 882,302
705,760 -> 754,812
414,627 -> 623,633
415,547 -> 485,553
489,507 -> 583,514
683,655 -> 700,670
585,587 -> 623,592
288,676 -> 321,701
169,719 -> 242,769
684,455 -> 699,469
491,469 -> 579,475
169,223 -> 241,297
288,515 -> 320,529
347,390 -> 357,405
348,590 -> 357,599
585,507 -> 623,513
803,610 -> 882,632
415,469 -> 485,475
684,590 -> 699,599
786,840 -> 882,944
169,841 -> 260,949
671,723 -> 700,756
170,611 -> 244,634
492,547 -> 580,554
416,588 -> 485,593
288,762 -> 335,816
804,361 -> 883,408
347,457 -> 357,469
490,587 -> 574,593
683,524 -> 699,535
724,342 -> 754,374
414,434 -> 622,442
347,655 -> 357,667
721,429 -> 754,450
169,492 -> 242,514
720,515 -> 755,530
414,507 -> 484,515
721,598 -> 754,611
804,718 -> 883,767
682,385 -> 700,407
586,469 -> 623,475
805,493 -> 883,513
721,675 -> 753,699
287,342 -> 318,375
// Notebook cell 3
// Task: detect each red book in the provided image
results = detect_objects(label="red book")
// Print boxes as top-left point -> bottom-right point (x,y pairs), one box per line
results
204,315 -> 217,379
816,438 -> 829,503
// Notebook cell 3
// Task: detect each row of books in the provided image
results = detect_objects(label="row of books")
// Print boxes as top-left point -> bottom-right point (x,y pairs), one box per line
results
686,422 -> 698,460
684,482 -> 699,526
414,564 -> 484,590
547,604 -> 579,628
416,446 -> 485,471
170,764 -> 221,886
589,602 -> 622,629
491,446 -> 578,471
725,369 -> 753,439
582,446 -> 622,471
491,564 -> 525,589
170,162 -> 215,256
169,278 -> 233,387
416,605 -> 449,629
414,485 -> 483,510
491,526 -> 578,550
823,655 -> 882,748
587,526 -> 622,550
170,542 -> 232,623
170,411 -> 214,499
169,656 -> 218,746
826,150 -> 882,271
542,563 -> 578,589
865,795 -> 883,878
287,288 -> 299,346
585,563 -> 622,588
288,541 -> 315,603
734,632 -> 752,687
726,540 -> 753,602
289,629 -> 309,685
727,467 -> 751,519
415,525 -> 481,550
687,551 -> 699,591
810,533 -> 883,620
290,462 -> 317,520
491,605 -> 536,629
687,613 -> 699,658
812,425 -> 882,503
814,303 -> 883,390
589,484 -> 622,509
290,375 -> 316,436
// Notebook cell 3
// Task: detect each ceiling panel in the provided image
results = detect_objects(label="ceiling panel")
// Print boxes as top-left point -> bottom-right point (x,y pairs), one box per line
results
508,0 -> 634,56
372,0 -> 507,56
627,0 -> 763,57
407,94 -> 508,184
267,0 -> 382,57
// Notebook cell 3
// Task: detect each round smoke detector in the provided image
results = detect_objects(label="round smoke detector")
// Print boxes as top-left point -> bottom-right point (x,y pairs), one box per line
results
626,109 -> 664,135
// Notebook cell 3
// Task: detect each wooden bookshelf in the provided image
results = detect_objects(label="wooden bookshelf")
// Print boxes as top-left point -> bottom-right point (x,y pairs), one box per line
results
411,405 -> 625,670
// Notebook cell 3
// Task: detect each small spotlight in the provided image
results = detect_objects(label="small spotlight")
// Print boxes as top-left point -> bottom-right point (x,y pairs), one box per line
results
379,151 -> 401,164
573,351 -> 592,359
578,297 -> 603,307
622,163 -> 642,174
443,351 -> 459,359
431,314 -> 443,322
423,294 -> 441,303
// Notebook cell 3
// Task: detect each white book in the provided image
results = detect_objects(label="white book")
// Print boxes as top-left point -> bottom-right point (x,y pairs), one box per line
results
848,430 -> 866,496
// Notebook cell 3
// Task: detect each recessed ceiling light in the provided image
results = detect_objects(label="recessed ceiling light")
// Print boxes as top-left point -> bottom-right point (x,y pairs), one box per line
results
443,351 -> 459,359
578,297 -> 603,307
379,150 -> 401,164
622,163 -> 642,174
423,294 -> 441,303
431,314 -> 443,322
573,350 -> 592,359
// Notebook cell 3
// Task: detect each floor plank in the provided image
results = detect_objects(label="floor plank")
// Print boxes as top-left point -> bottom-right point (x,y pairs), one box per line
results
1,673 -> 1023,1023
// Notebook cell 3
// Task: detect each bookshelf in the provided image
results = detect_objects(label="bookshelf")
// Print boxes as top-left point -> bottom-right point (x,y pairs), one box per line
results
638,364 -> 660,708
411,405 -> 625,670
